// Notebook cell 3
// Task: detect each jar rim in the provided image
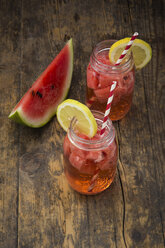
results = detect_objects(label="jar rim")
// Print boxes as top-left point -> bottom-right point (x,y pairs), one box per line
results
68,110 -> 115,149
90,39 -> 134,74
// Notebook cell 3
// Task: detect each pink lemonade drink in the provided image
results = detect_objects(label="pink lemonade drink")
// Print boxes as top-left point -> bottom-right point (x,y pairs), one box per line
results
63,111 -> 118,195
86,40 -> 135,121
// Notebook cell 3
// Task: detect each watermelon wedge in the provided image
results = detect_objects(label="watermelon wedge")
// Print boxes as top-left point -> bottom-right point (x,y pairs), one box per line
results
9,39 -> 73,127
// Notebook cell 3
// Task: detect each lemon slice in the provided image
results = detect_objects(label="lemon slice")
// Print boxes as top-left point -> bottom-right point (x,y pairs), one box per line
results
57,99 -> 97,137
109,38 -> 152,69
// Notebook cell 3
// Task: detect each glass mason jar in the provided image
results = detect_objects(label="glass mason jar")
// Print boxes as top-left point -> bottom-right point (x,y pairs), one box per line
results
86,40 -> 135,121
63,110 -> 118,195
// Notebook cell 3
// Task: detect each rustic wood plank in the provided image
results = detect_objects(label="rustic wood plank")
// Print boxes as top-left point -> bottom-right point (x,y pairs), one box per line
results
0,1 -> 21,247
116,0 -> 165,247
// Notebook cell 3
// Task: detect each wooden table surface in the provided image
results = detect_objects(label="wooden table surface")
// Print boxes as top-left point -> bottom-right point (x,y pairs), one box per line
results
0,0 -> 165,247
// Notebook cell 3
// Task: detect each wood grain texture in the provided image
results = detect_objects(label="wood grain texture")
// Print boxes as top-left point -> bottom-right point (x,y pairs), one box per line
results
0,0 -> 164,248
116,1 -> 165,247
0,1 -> 22,247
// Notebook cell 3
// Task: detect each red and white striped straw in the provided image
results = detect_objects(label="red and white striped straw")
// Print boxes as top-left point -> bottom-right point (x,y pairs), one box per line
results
100,32 -> 138,135
115,32 -> 139,66
100,81 -> 117,135
88,81 -> 117,192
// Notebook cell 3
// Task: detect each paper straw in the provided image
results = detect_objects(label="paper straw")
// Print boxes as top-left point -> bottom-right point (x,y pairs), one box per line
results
100,81 -> 117,135
100,32 -> 138,133
115,32 -> 139,66
88,82 -> 117,192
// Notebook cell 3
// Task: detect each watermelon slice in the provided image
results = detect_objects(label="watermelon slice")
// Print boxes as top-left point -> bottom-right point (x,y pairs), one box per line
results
9,39 -> 73,127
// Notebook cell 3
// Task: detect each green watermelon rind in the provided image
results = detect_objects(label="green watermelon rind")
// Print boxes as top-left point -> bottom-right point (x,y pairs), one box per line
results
8,39 -> 73,128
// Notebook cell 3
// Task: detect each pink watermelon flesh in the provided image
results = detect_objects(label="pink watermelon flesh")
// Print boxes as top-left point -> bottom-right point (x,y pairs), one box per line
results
87,53 -> 135,106
9,39 -> 73,127
97,52 -> 111,66
94,86 -> 111,103
69,151 -> 86,171
69,151 -> 98,175
97,141 -> 117,171
87,64 -> 99,89
93,69 -> 135,104
64,131 -> 117,174
99,73 -> 121,89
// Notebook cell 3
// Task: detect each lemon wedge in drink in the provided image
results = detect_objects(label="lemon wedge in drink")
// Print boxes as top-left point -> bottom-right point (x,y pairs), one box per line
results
109,38 -> 152,69
57,99 -> 97,138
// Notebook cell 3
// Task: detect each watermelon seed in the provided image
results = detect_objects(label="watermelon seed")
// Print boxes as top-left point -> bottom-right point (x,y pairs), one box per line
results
123,76 -> 128,80
51,85 -> 54,89
31,90 -> 35,96
36,91 -> 42,98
